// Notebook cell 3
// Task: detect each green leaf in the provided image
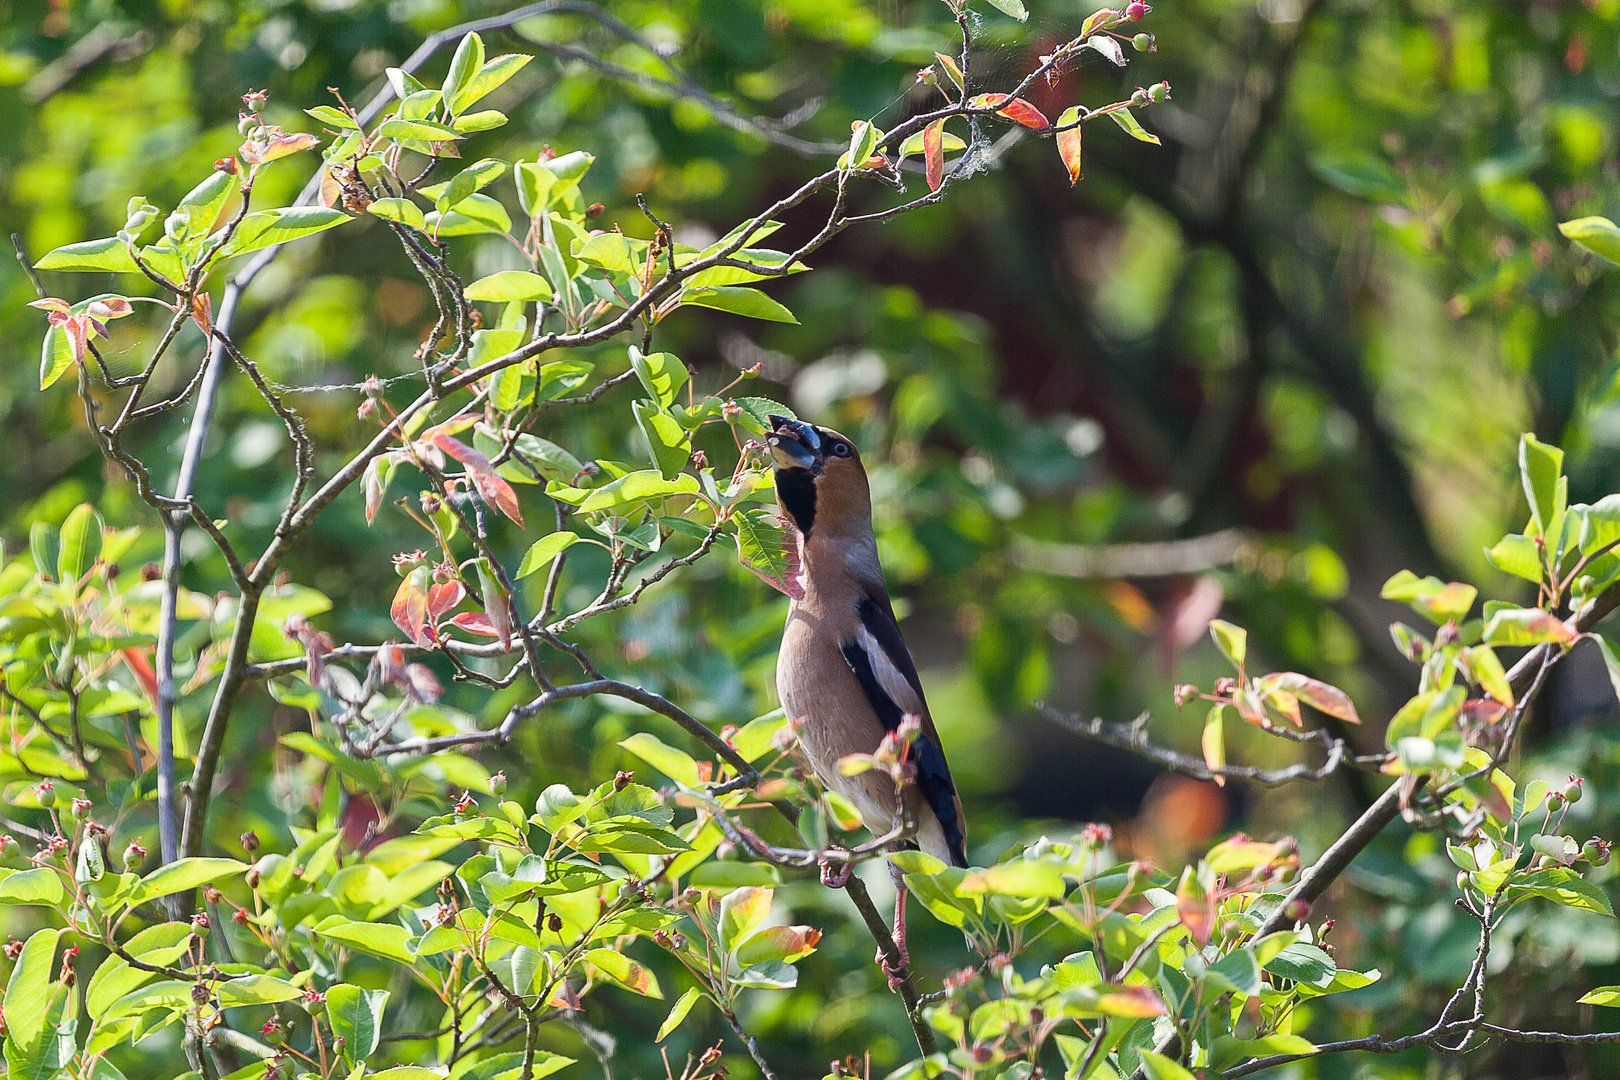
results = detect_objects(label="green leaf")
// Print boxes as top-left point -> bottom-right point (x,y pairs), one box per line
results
429,157 -> 508,213
220,207 -> 349,258
1138,1050 -> 1196,1080
454,109 -> 509,134
957,861 -> 1067,898
0,867 -> 64,906
453,54 -> 533,115
844,120 -> 878,173
216,975 -> 303,1008
982,0 -> 1029,19
1381,569 -> 1479,624
629,348 -> 690,409
1520,433 -> 1564,533
574,232 -> 635,275
441,33 -> 486,117
1109,108 -> 1162,145
1508,867 -> 1614,915
898,128 -> 969,158
583,948 -> 662,997
57,502 -> 100,584
466,270 -> 552,303
679,285 -> 798,323
1579,986 -> 1620,1006
619,732 -> 701,787
326,984 -> 388,1061
367,198 -> 426,230
376,118 -> 460,142
533,784 -> 586,832
734,958 -> 798,988
1481,606 -> 1576,646
35,236 -> 139,274
425,193 -> 511,237
574,471 -> 699,513
1208,619 -> 1246,668
1560,216 -> 1620,264
719,886 -> 774,953
735,508 -> 802,599
1207,948 -> 1262,995
516,531 -> 580,578
657,986 -> 703,1040
4,929 -> 63,1048
306,105 -> 358,129
1485,533 -> 1542,583
318,919 -> 416,964
634,401 -> 692,480
1264,942 -> 1336,987
132,857 -> 247,904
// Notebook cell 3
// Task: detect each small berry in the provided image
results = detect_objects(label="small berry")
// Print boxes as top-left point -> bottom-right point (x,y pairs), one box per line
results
1564,776 -> 1584,805
1148,81 -> 1171,103
1133,32 -> 1154,50
1125,1 -> 1150,18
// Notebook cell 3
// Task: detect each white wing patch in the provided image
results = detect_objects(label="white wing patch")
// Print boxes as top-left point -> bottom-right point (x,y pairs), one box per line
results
857,623 -> 925,716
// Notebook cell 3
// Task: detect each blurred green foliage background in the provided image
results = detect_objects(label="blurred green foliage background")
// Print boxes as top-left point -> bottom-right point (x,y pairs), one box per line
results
7,0 -> 1620,1074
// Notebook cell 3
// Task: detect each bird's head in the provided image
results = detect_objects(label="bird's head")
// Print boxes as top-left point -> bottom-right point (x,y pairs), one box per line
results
766,414 -> 869,538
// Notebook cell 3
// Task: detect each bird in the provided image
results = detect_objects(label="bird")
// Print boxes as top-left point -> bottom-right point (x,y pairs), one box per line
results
766,413 -> 968,981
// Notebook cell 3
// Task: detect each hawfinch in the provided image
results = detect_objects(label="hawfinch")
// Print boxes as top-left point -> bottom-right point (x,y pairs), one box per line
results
767,415 -> 969,972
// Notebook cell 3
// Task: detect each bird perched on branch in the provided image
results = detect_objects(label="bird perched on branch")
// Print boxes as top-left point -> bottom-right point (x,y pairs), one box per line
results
766,414 -> 968,981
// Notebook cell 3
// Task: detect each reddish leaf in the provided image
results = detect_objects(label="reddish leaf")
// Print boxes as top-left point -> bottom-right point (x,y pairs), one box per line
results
121,647 -> 159,707
969,93 -> 1050,129
391,566 -> 433,646
1176,870 -> 1215,947
1056,116 -> 1082,185
431,432 -> 524,526
190,292 -> 213,337
922,118 -> 945,192
1266,672 -> 1361,724
447,611 -> 499,636
242,131 -> 321,165
28,297 -> 70,313
425,577 -> 466,620
934,52 -> 964,92
473,558 -> 512,650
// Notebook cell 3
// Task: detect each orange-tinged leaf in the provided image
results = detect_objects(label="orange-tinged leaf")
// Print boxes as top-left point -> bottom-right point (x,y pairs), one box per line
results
1057,120 -> 1082,184
1094,985 -> 1166,1017
319,166 -> 343,209
391,566 -> 433,646
1265,688 -> 1303,727
735,924 -> 822,966
1266,672 -> 1361,724
934,52 -> 964,92
922,118 -> 945,192
969,93 -> 1050,129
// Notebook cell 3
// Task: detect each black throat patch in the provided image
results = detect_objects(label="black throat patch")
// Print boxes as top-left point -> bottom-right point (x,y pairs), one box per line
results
775,468 -> 817,536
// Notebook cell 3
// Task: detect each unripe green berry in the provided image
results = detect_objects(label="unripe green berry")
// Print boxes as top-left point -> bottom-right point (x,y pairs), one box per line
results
1132,33 -> 1153,50
1131,88 -> 1148,107
1148,82 -> 1170,103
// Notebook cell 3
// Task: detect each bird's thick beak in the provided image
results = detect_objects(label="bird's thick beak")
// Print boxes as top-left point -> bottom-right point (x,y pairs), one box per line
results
767,414 -> 823,474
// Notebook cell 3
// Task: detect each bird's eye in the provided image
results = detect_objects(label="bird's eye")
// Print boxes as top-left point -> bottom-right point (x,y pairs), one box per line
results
829,441 -> 853,458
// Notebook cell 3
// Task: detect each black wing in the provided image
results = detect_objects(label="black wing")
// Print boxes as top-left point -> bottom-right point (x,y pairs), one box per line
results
838,593 -> 968,867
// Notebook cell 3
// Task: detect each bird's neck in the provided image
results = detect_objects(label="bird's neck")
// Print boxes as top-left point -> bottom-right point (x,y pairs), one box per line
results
796,528 -> 884,600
